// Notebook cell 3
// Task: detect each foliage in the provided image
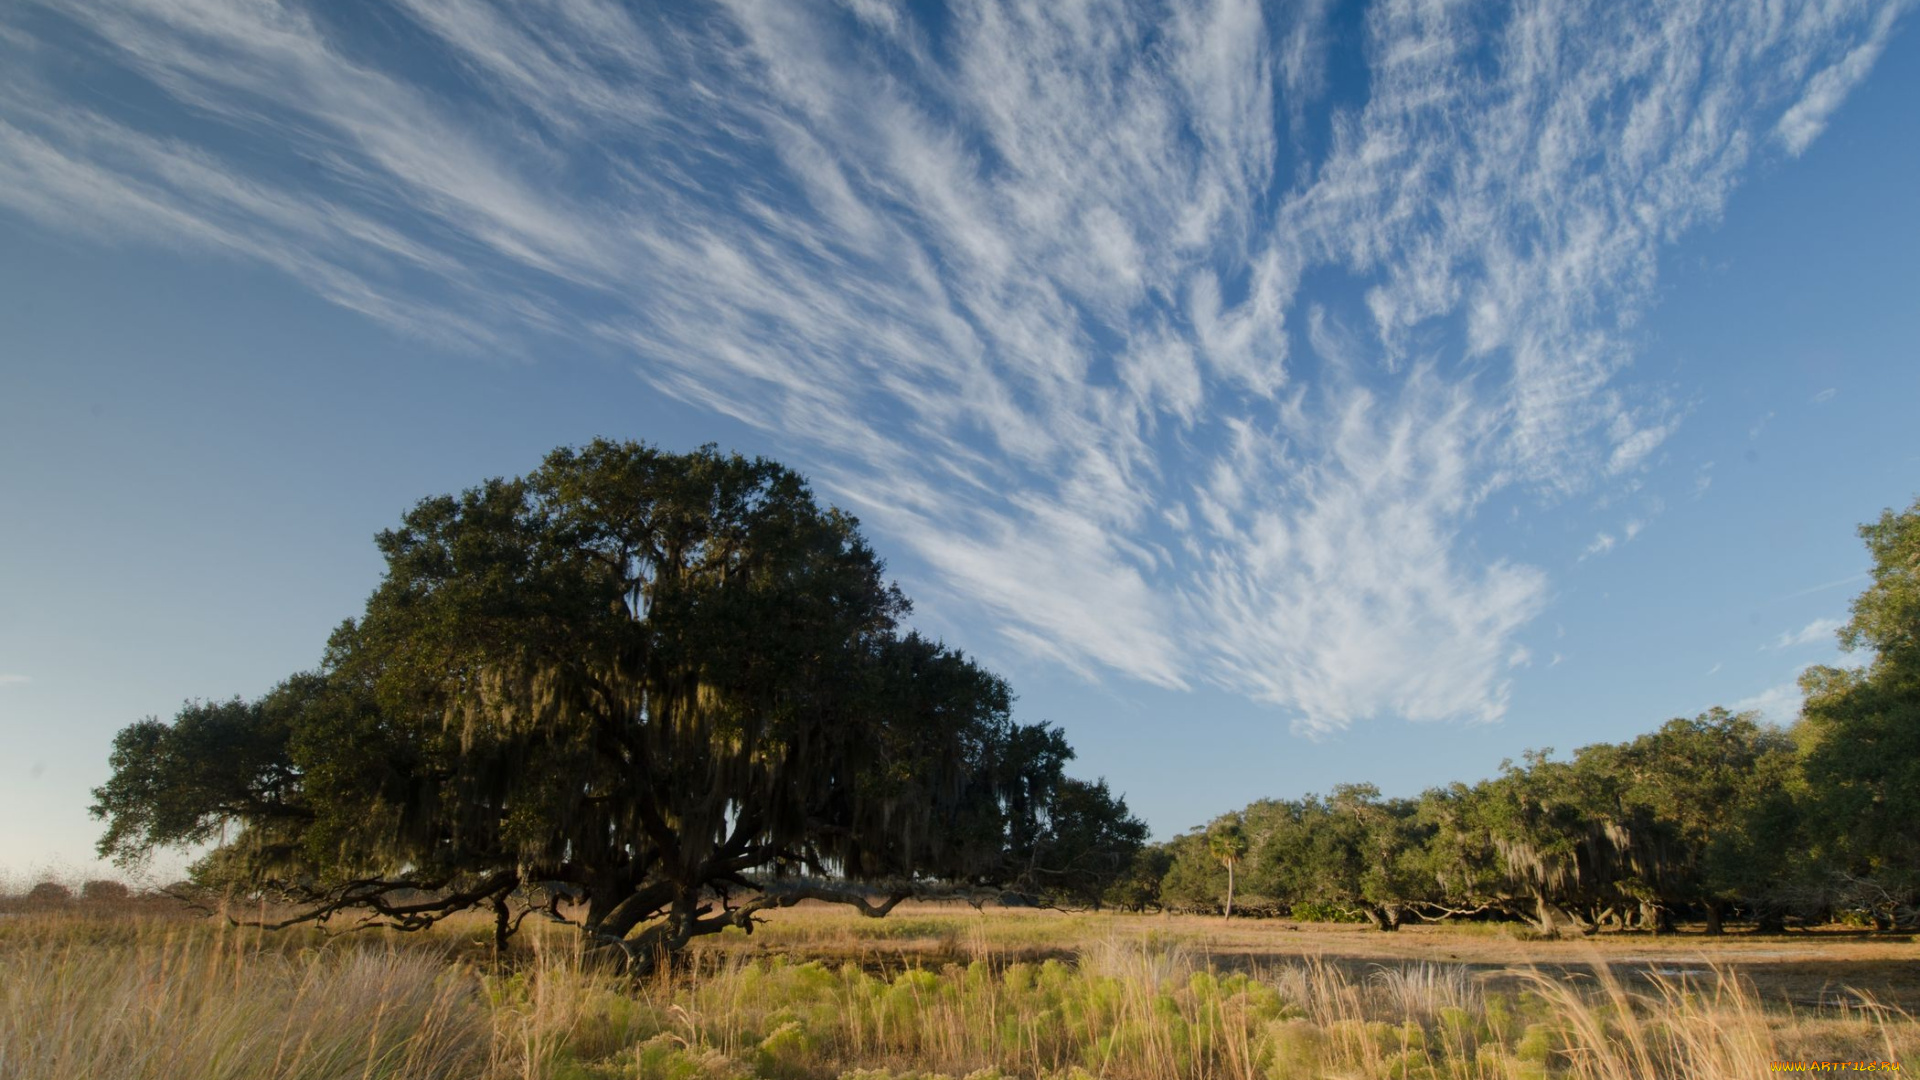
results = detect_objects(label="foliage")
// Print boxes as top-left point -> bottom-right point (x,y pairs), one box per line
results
1798,497 -> 1920,924
91,441 -> 1142,965
1103,845 -> 1174,911
1144,497 -> 1920,935
1155,831 -> 1227,911
1012,776 -> 1149,909
1206,816 -> 1249,918
1255,786 -> 1435,930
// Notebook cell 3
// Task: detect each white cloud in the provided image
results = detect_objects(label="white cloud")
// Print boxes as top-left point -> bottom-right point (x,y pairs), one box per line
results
1606,420 -> 1677,476
1775,573 -> 1870,602
1692,461 -> 1715,500
0,674 -> 29,688
1777,4 -> 1903,157
1581,533 -> 1617,561
1811,387 -> 1838,404
1186,373 -> 1549,732
1730,681 -> 1806,727
1764,616 -> 1846,651
0,0 -> 1902,733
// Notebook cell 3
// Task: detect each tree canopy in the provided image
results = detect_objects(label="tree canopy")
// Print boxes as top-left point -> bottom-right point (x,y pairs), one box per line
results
93,441 -> 1143,966
1130,496 -> 1920,935
1798,497 -> 1920,923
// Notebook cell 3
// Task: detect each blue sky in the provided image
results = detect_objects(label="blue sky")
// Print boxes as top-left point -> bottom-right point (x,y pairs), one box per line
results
2,0 -> 1917,881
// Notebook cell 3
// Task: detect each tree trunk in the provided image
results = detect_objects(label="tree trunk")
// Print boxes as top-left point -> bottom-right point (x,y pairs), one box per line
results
492,894 -> 512,954
1363,904 -> 1403,932
1640,900 -> 1674,935
1223,862 -> 1235,921
1531,891 -> 1558,936
1531,891 -> 1585,937
1703,900 -> 1724,936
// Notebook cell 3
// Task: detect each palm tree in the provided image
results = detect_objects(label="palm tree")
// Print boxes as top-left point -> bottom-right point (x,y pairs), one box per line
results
1208,818 -> 1250,920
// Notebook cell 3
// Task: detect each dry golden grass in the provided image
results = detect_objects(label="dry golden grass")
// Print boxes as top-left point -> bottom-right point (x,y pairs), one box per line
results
0,917 -> 486,1080
693,902 -> 1920,1013
3,900 -> 1915,1079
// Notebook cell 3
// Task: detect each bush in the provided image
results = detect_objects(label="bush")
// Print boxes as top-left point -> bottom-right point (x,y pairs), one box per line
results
1287,901 -> 1363,924
24,882 -> 71,905
81,880 -> 131,903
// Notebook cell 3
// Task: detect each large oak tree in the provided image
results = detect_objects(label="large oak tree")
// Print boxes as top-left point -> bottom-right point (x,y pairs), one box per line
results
93,441 -> 1141,967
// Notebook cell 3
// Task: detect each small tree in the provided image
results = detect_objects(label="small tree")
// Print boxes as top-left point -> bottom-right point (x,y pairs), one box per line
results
1208,817 -> 1249,919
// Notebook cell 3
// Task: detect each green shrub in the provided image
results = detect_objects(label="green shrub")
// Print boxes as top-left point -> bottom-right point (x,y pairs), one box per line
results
1287,902 -> 1364,924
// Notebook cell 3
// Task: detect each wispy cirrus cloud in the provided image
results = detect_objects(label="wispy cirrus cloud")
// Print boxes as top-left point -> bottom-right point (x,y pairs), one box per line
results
0,0 -> 1904,732
1764,616 -> 1847,652
1730,680 -> 1808,726
1777,3 -> 1903,155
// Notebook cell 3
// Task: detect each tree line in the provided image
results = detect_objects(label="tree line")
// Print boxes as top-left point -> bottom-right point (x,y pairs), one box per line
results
1106,498 -> 1920,935
89,438 -> 1917,950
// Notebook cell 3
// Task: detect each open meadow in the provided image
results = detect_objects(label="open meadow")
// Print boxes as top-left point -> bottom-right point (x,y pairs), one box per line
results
4,893 -> 1915,1080
8,3 -> 1920,1078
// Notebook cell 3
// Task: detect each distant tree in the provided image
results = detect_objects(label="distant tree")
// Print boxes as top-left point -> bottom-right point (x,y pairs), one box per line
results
1471,752 -> 1628,936
1104,844 -> 1175,911
1798,497 -> 1920,929
1702,734 -> 1806,932
92,441 -> 1123,969
25,882 -> 71,905
1156,830 -> 1226,911
1250,787 -> 1432,931
1010,775 -> 1149,909
1839,499 -> 1920,664
1208,816 -> 1250,919
1597,710 -> 1800,933
1329,785 -> 1434,931
1415,784 -> 1512,921
1103,499 -> 1920,938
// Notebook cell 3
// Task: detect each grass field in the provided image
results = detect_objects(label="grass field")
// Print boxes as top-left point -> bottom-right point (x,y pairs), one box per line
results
3,896 -> 1916,1079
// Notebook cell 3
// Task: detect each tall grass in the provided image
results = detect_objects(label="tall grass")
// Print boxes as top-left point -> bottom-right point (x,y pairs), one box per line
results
0,918 -> 486,1079
2,909 -> 1913,1079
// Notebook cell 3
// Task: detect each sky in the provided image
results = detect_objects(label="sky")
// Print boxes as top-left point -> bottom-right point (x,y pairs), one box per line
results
2,0 -> 1917,883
